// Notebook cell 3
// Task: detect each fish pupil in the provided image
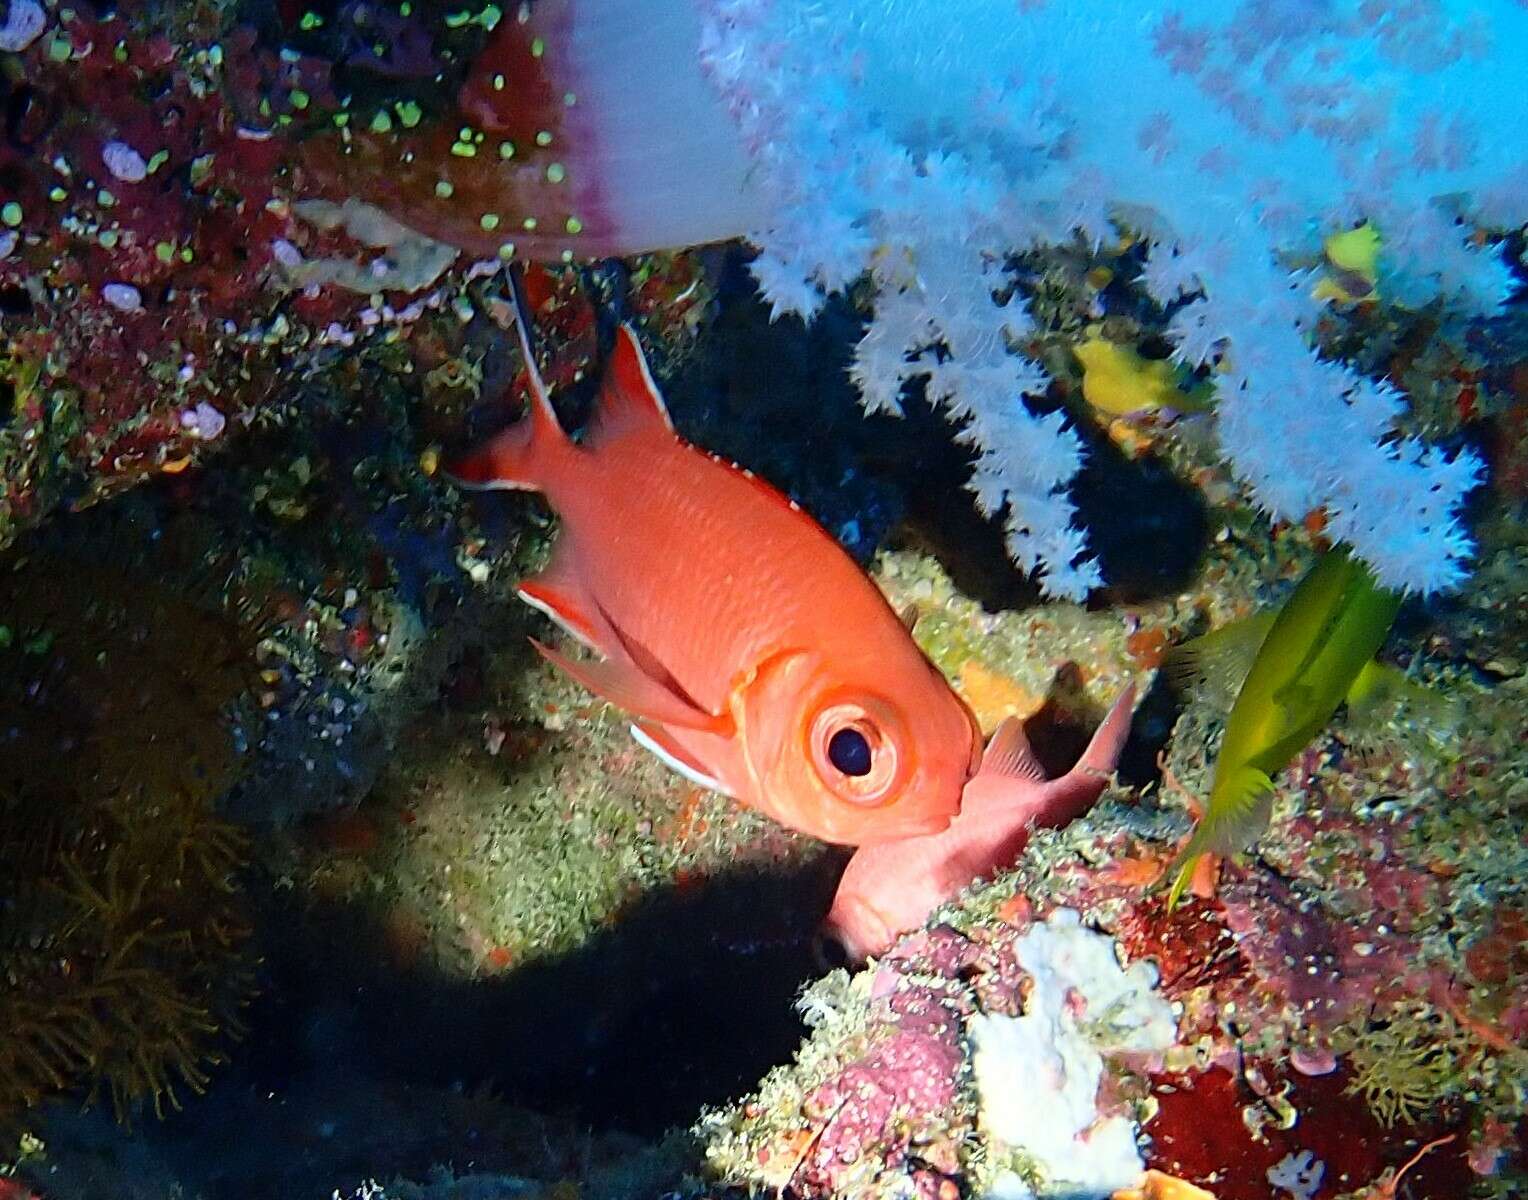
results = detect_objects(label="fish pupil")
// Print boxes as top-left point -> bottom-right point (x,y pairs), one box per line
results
828,728 -> 872,776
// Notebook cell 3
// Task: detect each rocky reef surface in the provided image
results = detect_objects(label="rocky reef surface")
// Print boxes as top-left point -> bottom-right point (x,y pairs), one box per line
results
0,4 -> 1524,1200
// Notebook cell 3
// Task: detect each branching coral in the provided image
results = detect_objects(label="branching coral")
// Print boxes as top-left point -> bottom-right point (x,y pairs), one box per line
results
0,790 -> 251,1122
0,530 -> 261,1125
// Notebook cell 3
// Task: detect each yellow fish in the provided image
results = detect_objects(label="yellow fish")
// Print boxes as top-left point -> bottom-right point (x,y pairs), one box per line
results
1164,548 -> 1402,909
1074,336 -> 1214,417
1312,222 -> 1381,305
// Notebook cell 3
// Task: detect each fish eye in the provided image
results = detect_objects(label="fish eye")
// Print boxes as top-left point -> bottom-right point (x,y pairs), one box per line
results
828,727 -> 873,776
809,702 -> 900,806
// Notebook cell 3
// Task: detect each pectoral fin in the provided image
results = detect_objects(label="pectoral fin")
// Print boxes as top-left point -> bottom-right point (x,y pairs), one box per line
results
1165,764 -> 1275,910
1344,660 -> 1459,751
530,638 -> 732,734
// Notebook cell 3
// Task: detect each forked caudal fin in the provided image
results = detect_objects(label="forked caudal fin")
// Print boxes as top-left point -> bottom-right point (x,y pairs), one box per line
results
1034,681 -> 1137,830
583,324 -> 676,446
445,279 -> 673,488
979,716 -> 1049,783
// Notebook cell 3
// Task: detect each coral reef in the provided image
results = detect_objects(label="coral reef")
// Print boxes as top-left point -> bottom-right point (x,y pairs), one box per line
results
700,913 -> 1172,1200
935,520 -> 1528,1195
0,3 -> 354,543
0,1 -> 715,557
1335,1003 -> 1467,1129
0,10 -> 1523,1198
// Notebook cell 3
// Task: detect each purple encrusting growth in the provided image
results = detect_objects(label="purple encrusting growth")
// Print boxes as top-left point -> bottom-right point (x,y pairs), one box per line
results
703,914 -> 1175,1200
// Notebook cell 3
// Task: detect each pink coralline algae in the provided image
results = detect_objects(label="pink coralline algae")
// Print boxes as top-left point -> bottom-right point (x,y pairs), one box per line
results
714,916 -> 1175,1200
787,931 -> 979,1198
1078,786 -> 1459,1055
1017,745 -> 1527,1196
799,1032 -> 964,1195
0,5 -> 719,550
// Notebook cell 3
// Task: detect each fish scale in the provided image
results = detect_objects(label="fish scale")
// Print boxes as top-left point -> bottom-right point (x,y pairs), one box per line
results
551,437 -> 888,714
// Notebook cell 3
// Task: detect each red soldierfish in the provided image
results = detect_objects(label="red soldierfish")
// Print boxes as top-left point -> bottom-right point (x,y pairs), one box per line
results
817,683 -> 1137,964
449,317 -> 986,845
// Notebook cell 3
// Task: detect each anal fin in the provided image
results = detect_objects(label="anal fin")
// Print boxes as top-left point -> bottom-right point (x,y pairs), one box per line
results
1165,765 -> 1275,910
516,548 -> 614,655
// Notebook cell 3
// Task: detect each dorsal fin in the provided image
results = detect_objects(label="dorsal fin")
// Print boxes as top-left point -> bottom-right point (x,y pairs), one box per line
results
1164,612 -> 1277,708
587,324 -> 676,444
980,716 -> 1048,783
505,259 -> 566,447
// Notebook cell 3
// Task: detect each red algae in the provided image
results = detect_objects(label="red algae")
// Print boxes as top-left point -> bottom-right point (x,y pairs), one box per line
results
0,5 -> 720,550
1114,894 -> 1246,996
291,2 -> 761,262
1145,1066 -> 1473,1200
296,17 -> 591,261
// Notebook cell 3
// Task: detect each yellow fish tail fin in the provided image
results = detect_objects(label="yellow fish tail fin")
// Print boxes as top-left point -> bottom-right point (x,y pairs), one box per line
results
1345,660 -> 1462,754
1163,765 -> 1276,911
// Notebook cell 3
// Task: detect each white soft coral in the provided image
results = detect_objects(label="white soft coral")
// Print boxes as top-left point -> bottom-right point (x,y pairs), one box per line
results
695,0 -> 1520,595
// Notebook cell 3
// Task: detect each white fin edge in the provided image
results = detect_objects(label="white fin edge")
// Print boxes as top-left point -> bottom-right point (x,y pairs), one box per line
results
619,324 -> 676,433
629,723 -> 733,797
448,476 -> 539,493
515,586 -> 600,652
